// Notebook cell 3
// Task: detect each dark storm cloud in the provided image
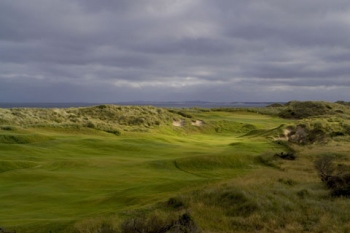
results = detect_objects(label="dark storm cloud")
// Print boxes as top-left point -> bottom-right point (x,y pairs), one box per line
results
0,0 -> 349,102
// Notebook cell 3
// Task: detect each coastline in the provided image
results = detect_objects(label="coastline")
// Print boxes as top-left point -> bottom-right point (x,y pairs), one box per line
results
0,101 -> 279,109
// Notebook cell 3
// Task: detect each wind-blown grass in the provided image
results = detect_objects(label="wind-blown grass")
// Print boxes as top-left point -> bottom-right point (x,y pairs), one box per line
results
1,102 -> 350,232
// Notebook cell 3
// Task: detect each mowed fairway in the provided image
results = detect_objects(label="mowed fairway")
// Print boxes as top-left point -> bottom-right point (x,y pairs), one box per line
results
0,110 -> 291,232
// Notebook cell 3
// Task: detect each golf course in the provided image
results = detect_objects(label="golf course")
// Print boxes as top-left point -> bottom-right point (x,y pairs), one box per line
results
1,101 -> 350,232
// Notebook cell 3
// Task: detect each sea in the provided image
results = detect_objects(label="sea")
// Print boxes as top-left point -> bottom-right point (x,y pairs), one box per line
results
0,101 -> 278,109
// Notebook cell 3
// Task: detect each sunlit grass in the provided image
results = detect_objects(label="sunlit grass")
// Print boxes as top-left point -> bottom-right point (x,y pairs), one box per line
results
1,103 -> 350,232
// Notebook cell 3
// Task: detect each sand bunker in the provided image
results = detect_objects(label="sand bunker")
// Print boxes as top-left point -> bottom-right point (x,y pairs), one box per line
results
173,119 -> 204,127
173,120 -> 204,127
274,129 -> 292,141
172,120 -> 185,127
283,129 -> 291,137
191,120 -> 204,126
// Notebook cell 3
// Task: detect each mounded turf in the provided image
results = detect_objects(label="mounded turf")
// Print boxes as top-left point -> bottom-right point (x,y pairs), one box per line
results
1,103 -> 350,232
0,108 -> 287,232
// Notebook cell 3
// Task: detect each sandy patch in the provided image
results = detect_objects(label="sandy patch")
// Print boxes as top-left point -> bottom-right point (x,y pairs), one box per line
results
191,120 -> 204,126
283,129 -> 291,137
274,129 -> 292,141
172,120 -> 184,127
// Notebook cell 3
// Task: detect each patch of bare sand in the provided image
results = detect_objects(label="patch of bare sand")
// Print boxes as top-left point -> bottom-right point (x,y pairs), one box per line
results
274,129 -> 292,141
191,120 -> 204,126
172,120 -> 184,127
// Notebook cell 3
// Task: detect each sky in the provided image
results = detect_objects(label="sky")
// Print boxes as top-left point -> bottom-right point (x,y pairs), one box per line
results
0,0 -> 349,103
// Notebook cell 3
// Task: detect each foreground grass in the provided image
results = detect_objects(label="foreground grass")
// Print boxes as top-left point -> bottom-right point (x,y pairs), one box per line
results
1,103 -> 350,232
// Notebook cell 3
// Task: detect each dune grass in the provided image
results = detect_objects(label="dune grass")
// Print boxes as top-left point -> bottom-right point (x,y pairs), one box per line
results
1,103 -> 350,232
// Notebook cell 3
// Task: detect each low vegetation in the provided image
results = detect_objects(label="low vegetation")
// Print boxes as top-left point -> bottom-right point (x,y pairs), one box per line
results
314,155 -> 350,197
1,101 -> 350,232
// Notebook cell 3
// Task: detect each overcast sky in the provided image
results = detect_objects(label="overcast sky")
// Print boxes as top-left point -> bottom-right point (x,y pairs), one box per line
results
0,0 -> 349,102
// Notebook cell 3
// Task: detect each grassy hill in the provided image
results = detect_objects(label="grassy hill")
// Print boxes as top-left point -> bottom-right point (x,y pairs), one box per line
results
1,102 -> 350,232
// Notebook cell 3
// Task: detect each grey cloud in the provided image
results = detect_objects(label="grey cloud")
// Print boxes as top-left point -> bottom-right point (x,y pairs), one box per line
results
133,38 -> 234,56
0,0 -> 349,102
242,61 -> 350,80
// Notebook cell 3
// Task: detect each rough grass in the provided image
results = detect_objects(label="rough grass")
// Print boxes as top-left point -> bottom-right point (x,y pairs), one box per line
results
1,102 -> 350,232
0,105 -> 182,134
276,101 -> 350,119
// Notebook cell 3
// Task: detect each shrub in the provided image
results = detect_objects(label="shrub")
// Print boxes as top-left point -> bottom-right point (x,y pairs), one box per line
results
274,152 -> 296,160
314,156 -> 336,183
0,126 -> 16,131
314,156 -> 350,197
85,121 -> 96,129
167,197 -> 187,210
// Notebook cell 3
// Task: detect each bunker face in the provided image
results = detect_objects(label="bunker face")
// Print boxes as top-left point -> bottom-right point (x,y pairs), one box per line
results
191,120 -> 204,126
172,120 -> 204,127
172,120 -> 184,127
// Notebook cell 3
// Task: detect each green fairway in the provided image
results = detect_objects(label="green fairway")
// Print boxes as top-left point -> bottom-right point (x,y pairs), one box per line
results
0,108 -> 289,232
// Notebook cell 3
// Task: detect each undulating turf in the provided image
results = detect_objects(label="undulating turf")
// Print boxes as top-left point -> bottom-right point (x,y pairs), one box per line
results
1,102 -> 350,232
